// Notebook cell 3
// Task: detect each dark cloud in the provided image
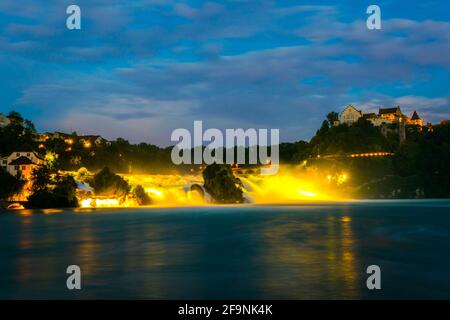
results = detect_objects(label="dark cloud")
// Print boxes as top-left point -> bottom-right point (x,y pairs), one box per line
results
1,1 -> 449,145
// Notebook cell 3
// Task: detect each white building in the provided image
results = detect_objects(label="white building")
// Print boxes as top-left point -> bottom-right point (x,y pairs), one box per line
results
0,145 -> 44,179
340,105 -> 362,125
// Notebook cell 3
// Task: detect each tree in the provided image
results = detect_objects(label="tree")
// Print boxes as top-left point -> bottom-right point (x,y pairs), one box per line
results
91,167 -> 129,197
30,165 -> 54,192
131,185 -> 152,205
26,174 -> 79,209
203,164 -> 244,204
316,120 -> 329,136
326,112 -> 339,127
0,167 -> 24,200
7,111 -> 23,123
53,175 -> 79,207
0,111 -> 37,156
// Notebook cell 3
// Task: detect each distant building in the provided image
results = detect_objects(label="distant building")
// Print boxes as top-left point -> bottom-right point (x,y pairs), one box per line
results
0,113 -> 11,127
339,105 -> 423,128
80,135 -> 106,146
33,132 -> 52,142
32,131 -> 109,147
379,107 -> 403,123
410,110 -> 423,126
0,145 -> 44,180
340,105 -> 362,125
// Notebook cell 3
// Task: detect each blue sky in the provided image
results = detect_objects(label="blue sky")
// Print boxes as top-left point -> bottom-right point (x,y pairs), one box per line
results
0,0 -> 449,145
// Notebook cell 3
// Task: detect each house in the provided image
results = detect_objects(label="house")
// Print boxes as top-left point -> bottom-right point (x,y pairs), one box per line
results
410,110 -> 423,126
79,135 -> 106,147
0,113 -> 11,127
33,132 -> 52,142
379,107 -> 403,123
340,105 -> 362,125
47,132 -> 108,146
0,145 -> 44,180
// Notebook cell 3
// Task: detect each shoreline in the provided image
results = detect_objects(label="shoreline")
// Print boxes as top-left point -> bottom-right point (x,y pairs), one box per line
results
2,198 -> 449,213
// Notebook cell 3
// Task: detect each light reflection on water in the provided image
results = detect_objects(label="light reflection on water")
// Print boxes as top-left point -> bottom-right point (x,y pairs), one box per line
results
1,201 -> 450,299
260,211 -> 358,299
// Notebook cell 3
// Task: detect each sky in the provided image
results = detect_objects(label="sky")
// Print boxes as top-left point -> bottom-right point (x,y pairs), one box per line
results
0,0 -> 449,146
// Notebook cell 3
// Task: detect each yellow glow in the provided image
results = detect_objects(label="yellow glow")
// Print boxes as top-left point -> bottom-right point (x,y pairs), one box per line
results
81,198 -> 119,208
349,152 -> 393,158
337,173 -> 348,185
297,190 -> 316,197
84,141 -> 91,148
145,188 -> 164,198
71,164 -> 350,208
42,209 -> 63,214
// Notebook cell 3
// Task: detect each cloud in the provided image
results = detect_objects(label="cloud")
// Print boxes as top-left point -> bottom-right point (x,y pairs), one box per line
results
174,2 -> 224,19
2,1 -> 450,145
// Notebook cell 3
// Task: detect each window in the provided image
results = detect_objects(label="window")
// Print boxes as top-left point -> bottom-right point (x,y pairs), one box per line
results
22,166 -> 26,170
15,166 -> 19,171
27,153 -> 30,157
16,153 -> 20,157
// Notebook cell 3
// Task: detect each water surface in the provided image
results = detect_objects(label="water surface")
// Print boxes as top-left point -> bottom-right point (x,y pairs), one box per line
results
1,201 -> 449,299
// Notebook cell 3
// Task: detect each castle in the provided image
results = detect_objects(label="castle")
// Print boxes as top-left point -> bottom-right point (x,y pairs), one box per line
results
340,105 -> 423,127
338,105 -> 425,143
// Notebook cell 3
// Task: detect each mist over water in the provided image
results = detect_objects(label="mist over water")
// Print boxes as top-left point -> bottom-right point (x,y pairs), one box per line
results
80,165 -> 343,208
1,201 -> 449,299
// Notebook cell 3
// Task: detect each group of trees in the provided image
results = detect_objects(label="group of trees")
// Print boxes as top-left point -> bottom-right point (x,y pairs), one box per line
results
0,167 -> 24,200
26,165 -> 79,209
390,122 -> 450,197
0,111 -> 37,157
0,111 -> 36,201
310,114 -> 395,156
306,112 -> 450,198
48,136 -> 174,174
88,167 -> 152,206
25,165 -> 153,208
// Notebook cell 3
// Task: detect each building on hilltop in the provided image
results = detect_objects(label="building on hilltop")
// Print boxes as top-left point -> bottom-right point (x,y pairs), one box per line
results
410,110 -> 423,126
338,105 -> 425,143
339,105 -> 423,128
379,106 -> 403,123
340,105 -> 362,125
32,131 -> 109,147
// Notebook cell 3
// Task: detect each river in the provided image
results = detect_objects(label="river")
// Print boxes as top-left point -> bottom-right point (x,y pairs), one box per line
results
0,200 -> 449,299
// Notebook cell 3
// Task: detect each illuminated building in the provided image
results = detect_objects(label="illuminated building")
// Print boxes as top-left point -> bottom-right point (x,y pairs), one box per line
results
410,110 -> 423,126
0,145 -> 44,180
340,105 -> 362,125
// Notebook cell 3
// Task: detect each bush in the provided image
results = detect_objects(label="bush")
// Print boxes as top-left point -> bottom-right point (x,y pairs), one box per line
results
203,164 -> 244,204
0,167 -> 24,200
91,167 -> 129,197
131,185 -> 152,205
76,167 -> 90,182
30,165 -> 54,192
26,175 -> 78,209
